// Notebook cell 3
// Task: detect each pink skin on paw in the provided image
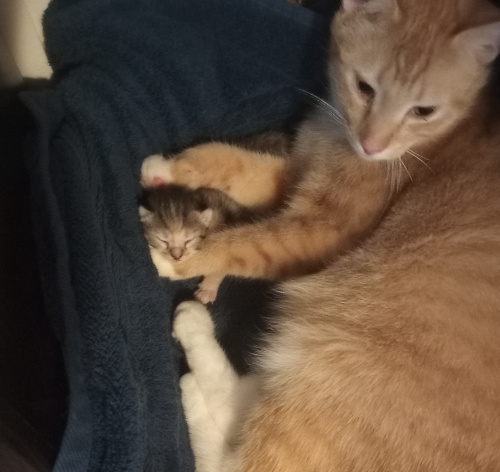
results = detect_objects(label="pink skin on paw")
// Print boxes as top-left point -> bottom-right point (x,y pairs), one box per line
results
140,175 -> 166,187
195,274 -> 224,304
153,176 -> 166,186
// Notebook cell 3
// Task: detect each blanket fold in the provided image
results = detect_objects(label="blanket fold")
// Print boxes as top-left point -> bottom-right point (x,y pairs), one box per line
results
22,1 -> 330,470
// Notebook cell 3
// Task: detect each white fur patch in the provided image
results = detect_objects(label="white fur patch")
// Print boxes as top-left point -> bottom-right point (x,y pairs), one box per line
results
140,153 -> 174,187
173,301 -> 258,472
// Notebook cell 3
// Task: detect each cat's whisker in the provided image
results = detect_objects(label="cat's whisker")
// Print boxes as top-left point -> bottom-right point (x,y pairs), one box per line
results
395,159 -> 403,194
386,161 -> 393,202
406,149 -> 432,170
296,88 -> 347,125
407,148 -> 430,162
386,160 -> 399,203
399,157 -> 413,182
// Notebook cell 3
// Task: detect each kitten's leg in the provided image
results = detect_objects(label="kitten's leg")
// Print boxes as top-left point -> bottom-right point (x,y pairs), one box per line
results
141,142 -> 287,208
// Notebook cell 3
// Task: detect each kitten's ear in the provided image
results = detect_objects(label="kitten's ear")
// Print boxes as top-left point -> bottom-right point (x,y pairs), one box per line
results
198,208 -> 214,227
453,21 -> 500,65
139,205 -> 153,223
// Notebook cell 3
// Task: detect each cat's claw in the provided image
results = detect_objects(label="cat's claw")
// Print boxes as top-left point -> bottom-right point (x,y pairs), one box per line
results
140,154 -> 173,187
173,301 -> 215,349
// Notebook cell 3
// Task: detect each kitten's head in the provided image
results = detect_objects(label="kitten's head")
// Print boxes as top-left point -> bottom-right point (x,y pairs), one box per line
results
331,0 -> 500,161
139,186 -> 216,262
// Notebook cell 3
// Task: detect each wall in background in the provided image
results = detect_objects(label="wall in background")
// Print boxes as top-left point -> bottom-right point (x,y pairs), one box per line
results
0,0 -> 51,85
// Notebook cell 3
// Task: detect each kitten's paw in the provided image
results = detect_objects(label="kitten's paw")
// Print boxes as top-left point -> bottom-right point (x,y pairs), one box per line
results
195,274 -> 224,304
140,154 -> 173,187
150,247 -> 183,279
173,301 -> 215,348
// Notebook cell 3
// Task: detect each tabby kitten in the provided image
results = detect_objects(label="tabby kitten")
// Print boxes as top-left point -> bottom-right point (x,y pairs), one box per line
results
140,184 -> 256,302
142,0 -> 500,290
143,0 -> 500,470
140,184 -> 253,263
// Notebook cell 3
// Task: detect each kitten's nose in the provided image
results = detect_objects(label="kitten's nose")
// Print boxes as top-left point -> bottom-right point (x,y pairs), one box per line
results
361,138 -> 384,156
170,247 -> 183,260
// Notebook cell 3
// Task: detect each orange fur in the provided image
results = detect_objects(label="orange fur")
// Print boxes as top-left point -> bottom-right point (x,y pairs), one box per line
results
165,142 -> 287,209
145,0 -> 500,469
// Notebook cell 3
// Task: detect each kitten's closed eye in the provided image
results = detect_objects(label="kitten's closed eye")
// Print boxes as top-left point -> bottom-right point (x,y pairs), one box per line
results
158,237 -> 170,247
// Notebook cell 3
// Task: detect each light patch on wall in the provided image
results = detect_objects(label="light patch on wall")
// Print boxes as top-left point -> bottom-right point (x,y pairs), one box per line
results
0,0 -> 52,85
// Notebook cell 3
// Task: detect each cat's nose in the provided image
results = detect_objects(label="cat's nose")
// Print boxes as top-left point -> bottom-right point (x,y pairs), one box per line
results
170,248 -> 183,260
361,138 -> 384,156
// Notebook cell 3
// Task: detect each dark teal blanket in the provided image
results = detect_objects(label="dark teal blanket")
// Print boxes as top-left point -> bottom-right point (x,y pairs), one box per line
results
22,1 -> 331,470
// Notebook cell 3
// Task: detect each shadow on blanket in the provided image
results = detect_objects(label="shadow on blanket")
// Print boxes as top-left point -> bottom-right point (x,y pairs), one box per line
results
21,0 -> 332,470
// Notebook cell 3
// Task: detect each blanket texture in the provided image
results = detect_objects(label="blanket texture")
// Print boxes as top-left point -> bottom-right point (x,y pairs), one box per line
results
22,0 -> 331,470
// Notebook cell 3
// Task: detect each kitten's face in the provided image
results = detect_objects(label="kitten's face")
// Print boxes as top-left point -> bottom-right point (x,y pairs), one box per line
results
145,221 -> 208,262
140,200 -> 214,262
331,0 -> 500,161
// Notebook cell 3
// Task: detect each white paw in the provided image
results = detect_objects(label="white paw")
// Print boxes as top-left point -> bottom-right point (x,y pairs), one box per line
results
173,301 -> 215,348
140,153 -> 173,187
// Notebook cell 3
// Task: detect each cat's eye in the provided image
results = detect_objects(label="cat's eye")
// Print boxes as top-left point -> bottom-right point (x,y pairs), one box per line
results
412,106 -> 436,119
356,78 -> 376,100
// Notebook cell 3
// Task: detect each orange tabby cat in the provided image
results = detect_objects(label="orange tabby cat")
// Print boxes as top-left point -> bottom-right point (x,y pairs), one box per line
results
142,2 -> 500,302
146,0 -> 500,470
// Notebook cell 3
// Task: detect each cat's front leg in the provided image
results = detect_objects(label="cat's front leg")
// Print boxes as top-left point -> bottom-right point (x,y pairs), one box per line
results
173,301 -> 245,471
173,301 -> 241,435
195,274 -> 225,304
158,210 -> 339,283
179,373 -> 226,472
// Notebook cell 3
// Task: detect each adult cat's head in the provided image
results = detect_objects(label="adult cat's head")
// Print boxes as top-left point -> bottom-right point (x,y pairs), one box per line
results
331,0 -> 500,161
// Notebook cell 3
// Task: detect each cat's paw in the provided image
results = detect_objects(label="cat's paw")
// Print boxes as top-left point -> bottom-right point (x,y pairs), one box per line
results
140,154 -> 173,187
173,301 -> 215,349
195,274 -> 224,304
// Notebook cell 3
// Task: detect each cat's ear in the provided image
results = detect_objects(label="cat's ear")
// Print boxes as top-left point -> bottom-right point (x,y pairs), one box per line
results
341,0 -> 397,15
198,208 -> 214,227
453,21 -> 500,65
139,205 -> 153,223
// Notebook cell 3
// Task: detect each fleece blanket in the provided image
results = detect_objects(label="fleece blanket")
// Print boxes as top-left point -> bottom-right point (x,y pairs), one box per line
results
22,0 -> 331,470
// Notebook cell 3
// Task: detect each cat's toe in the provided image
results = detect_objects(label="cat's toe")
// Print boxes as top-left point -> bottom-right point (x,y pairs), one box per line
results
140,154 -> 173,187
195,274 -> 223,304
195,287 -> 217,305
173,301 -> 215,346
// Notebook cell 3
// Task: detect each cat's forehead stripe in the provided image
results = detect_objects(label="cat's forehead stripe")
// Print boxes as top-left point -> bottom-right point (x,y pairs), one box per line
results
389,2 -> 461,86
